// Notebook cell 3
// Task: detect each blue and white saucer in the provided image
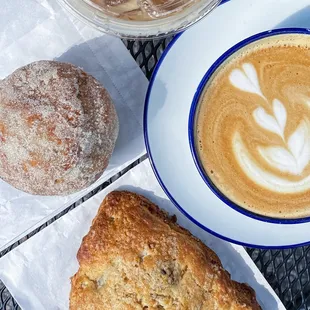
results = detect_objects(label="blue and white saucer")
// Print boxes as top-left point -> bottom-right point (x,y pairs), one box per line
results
144,0 -> 310,248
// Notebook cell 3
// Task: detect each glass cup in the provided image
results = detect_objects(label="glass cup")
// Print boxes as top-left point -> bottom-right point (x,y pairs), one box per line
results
57,0 -> 221,39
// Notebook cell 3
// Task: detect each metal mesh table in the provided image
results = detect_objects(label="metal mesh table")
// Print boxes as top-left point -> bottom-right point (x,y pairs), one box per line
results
0,37 -> 309,310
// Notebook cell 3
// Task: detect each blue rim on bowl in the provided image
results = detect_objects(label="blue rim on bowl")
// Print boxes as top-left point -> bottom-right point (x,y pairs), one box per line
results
188,27 -> 310,225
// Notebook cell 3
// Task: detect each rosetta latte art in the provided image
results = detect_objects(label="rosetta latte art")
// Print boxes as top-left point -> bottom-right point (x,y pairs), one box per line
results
195,34 -> 310,218
229,63 -> 310,192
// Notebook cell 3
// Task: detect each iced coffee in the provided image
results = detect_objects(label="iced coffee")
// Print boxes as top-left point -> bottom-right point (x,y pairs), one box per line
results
92,0 -> 201,20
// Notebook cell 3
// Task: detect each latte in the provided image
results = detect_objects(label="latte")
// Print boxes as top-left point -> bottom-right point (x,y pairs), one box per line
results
195,33 -> 310,219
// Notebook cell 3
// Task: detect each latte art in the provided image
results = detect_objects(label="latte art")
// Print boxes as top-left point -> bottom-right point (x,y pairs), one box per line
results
195,34 -> 310,218
230,63 -> 310,183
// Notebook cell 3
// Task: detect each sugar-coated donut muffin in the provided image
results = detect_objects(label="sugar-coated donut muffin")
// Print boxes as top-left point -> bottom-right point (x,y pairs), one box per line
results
0,60 -> 119,195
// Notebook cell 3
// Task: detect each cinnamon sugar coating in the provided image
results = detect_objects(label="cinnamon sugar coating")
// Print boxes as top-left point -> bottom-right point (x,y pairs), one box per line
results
0,61 -> 118,195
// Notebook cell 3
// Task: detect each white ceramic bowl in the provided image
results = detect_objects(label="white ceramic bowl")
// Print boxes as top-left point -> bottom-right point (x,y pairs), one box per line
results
189,27 -> 310,224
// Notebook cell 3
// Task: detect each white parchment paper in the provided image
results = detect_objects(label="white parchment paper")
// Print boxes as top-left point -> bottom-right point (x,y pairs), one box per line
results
0,0 -> 148,251
0,160 -> 285,310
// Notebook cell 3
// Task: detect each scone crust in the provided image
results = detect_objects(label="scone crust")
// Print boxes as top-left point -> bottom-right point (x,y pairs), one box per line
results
70,191 -> 261,310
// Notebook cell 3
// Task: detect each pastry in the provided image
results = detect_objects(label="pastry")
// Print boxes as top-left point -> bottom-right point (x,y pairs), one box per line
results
70,191 -> 261,309
0,60 -> 118,195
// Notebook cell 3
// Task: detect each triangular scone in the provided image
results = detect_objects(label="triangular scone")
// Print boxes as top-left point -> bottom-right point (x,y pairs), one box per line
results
70,191 -> 261,310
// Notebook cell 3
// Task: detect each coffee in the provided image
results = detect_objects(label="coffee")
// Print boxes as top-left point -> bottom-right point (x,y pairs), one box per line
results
195,34 -> 310,219
91,0 -> 200,20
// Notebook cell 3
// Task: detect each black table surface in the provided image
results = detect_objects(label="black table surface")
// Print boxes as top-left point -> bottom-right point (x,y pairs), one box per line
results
0,38 -> 309,310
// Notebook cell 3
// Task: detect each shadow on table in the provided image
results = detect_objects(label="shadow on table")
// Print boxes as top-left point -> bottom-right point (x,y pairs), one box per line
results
145,77 -> 168,121
116,185 -> 281,309
276,6 -> 310,28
